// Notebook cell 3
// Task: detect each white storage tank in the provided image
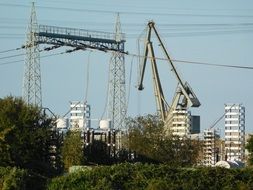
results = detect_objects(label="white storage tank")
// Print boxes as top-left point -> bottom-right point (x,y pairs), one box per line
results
99,119 -> 111,129
56,117 -> 69,129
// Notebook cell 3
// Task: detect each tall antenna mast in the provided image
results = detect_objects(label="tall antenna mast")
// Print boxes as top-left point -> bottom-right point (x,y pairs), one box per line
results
22,2 -> 42,107
107,13 -> 127,130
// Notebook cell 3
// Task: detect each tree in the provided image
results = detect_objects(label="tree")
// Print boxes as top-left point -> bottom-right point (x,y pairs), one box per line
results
126,114 -> 201,166
0,96 -> 57,176
127,115 -> 163,163
61,130 -> 84,170
246,134 -> 253,166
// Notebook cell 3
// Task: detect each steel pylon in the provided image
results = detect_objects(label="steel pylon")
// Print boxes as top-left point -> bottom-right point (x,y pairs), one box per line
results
107,14 -> 127,130
22,2 -> 42,107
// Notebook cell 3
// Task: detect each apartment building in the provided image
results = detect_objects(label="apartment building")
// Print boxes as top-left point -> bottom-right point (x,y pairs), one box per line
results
224,103 -> 245,162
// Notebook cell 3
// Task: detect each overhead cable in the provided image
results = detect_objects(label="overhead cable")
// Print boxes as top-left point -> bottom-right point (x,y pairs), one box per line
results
1,3 -> 253,18
1,46 -> 253,70
172,59 -> 253,70
0,51 -> 68,66
123,52 -> 253,70
0,45 -> 63,60
0,47 -> 23,53
0,53 -> 25,60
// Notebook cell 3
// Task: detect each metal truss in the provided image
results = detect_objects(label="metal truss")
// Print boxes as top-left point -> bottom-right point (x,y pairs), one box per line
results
23,4 -> 127,132
23,2 -> 42,107
107,14 -> 126,132
36,25 -> 125,53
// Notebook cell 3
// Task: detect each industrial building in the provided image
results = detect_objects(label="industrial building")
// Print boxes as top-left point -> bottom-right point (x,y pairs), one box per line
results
56,117 -> 69,134
84,120 -> 117,158
69,101 -> 91,131
224,103 -> 245,162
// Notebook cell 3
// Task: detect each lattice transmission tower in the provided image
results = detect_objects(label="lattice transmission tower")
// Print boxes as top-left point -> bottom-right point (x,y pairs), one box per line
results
107,14 -> 127,130
22,3 -> 127,129
22,2 -> 42,107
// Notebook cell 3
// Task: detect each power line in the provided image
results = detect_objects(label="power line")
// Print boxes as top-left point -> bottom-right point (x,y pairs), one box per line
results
2,26 -> 253,33
1,16 -> 253,28
126,28 -> 253,38
0,48 -> 253,70
2,24 -> 253,31
0,59 -> 24,66
0,37 -> 23,39
0,51 -> 68,66
0,33 -> 24,36
0,47 -> 23,53
10,0 -> 253,13
172,59 -> 253,70
1,3 -> 253,18
0,53 -> 25,60
1,47 -> 253,70
1,43 -> 253,71
124,52 -> 253,70
0,24 -> 26,28
0,45 -> 64,60
1,27 -> 253,41
2,15 -> 253,26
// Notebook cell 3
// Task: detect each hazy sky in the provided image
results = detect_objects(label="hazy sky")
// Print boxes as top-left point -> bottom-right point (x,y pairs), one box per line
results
0,0 -> 253,135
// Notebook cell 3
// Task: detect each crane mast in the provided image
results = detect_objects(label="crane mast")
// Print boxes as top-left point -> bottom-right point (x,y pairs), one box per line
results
138,21 -> 200,134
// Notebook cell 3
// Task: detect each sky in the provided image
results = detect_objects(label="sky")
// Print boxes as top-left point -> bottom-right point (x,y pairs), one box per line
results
0,0 -> 253,135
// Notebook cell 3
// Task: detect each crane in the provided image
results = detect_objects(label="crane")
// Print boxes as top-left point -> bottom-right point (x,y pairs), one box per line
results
137,21 -> 200,134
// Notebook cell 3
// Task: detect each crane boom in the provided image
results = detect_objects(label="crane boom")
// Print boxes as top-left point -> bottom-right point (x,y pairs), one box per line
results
138,22 -> 169,120
151,22 -> 200,108
148,41 -> 168,121
137,21 -> 200,132
138,25 -> 152,91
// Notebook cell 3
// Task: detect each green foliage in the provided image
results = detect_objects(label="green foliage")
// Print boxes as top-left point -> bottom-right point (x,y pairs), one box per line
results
0,96 -> 59,176
1,167 -> 26,190
146,179 -> 170,190
47,163 -> 253,190
61,131 -> 84,171
246,134 -> 253,166
0,167 -> 47,190
126,115 -> 201,166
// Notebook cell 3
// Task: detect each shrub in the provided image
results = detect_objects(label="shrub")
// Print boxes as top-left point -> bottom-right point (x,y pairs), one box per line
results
47,163 -> 253,190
